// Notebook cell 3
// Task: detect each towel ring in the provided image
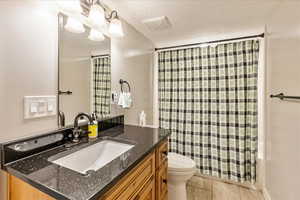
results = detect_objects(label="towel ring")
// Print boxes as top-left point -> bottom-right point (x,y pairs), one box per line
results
119,79 -> 131,92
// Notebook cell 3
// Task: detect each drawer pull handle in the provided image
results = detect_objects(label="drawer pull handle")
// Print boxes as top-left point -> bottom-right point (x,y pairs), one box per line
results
163,179 -> 167,184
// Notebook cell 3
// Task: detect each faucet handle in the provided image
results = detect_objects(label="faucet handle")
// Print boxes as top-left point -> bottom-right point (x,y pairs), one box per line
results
72,128 -> 91,143
72,128 -> 82,143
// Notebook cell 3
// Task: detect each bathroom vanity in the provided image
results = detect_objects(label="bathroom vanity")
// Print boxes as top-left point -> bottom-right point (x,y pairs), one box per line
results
0,117 -> 170,200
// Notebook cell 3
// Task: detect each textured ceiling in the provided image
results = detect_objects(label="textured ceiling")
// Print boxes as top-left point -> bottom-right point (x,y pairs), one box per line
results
103,0 -> 300,47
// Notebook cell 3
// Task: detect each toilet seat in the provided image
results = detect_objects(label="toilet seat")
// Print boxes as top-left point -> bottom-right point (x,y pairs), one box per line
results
168,153 -> 196,172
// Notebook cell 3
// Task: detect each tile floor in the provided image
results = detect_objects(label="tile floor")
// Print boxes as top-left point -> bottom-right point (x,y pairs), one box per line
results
186,176 -> 265,200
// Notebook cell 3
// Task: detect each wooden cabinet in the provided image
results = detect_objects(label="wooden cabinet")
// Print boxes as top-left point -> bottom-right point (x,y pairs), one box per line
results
156,140 -> 168,169
8,139 -> 169,200
156,161 -> 168,200
102,139 -> 168,200
131,177 -> 155,200
101,152 -> 155,200
155,140 -> 168,200
9,175 -> 54,200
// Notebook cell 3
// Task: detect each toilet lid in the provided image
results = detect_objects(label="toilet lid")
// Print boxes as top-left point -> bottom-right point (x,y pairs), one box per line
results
168,153 -> 196,172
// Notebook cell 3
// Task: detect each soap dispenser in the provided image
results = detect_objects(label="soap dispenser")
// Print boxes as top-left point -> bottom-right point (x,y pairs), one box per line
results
139,111 -> 146,127
88,112 -> 98,139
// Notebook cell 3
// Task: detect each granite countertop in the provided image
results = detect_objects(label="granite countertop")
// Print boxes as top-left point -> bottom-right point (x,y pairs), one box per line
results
4,125 -> 170,200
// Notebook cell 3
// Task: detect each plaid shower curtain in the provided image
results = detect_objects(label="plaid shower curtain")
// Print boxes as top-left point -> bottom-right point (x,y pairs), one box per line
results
158,40 -> 259,183
92,56 -> 111,115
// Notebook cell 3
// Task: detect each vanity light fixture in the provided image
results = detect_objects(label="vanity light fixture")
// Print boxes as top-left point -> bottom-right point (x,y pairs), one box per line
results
58,0 -> 124,38
88,4 -> 106,27
65,17 -> 85,33
88,29 -> 105,41
107,11 -> 124,38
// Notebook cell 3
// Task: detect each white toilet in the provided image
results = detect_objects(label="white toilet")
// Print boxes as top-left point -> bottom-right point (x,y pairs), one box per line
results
168,153 -> 196,200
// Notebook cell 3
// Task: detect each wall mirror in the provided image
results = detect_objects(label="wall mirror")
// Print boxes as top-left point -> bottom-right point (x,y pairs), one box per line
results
58,14 -> 111,126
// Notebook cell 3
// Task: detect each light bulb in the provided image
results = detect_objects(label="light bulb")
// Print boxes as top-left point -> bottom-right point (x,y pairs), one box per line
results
108,18 -> 124,38
56,0 -> 83,14
65,17 -> 85,33
88,4 -> 106,27
88,29 -> 105,41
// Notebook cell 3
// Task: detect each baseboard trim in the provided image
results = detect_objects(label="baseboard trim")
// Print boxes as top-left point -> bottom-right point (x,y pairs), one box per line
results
262,187 -> 271,200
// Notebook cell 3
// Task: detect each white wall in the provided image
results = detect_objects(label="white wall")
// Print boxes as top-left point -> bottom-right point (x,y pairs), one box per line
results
265,37 -> 300,200
0,1 -> 58,142
265,3 -> 300,200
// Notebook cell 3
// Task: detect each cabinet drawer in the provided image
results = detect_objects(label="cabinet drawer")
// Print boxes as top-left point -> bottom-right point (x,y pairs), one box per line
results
130,177 -> 155,200
156,160 -> 168,200
102,152 -> 155,200
156,140 -> 168,169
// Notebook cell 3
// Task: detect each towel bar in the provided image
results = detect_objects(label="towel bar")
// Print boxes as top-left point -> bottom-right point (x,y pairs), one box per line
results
270,93 -> 300,100
119,79 -> 131,92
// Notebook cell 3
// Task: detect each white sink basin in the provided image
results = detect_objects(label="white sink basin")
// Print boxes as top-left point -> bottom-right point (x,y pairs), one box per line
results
51,140 -> 134,174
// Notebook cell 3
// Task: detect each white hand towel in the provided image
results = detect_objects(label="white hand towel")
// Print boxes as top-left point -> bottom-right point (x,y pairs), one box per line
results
122,92 -> 132,108
118,92 -> 125,107
118,92 -> 132,108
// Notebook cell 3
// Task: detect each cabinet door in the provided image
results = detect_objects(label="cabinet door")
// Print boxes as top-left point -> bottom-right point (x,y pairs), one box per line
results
156,161 -> 168,200
156,140 -> 168,169
101,152 -> 155,200
131,177 -> 155,200
9,175 -> 55,200
162,193 -> 168,200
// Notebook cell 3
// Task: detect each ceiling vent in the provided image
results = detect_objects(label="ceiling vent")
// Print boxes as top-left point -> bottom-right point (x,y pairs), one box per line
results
142,16 -> 172,32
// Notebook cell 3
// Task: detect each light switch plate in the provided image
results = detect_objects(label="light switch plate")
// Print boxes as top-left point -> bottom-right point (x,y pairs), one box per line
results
48,103 -> 54,112
24,96 -> 57,119
30,102 -> 38,113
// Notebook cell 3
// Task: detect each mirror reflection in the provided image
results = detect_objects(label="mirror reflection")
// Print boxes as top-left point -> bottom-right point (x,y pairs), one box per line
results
58,14 -> 111,126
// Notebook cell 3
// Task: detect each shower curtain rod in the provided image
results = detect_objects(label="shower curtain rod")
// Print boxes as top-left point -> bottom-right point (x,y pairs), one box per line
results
154,33 -> 264,51
91,54 -> 110,58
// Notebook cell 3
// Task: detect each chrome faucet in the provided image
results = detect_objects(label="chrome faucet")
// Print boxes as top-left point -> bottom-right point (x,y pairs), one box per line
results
58,111 -> 65,127
72,113 -> 93,143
